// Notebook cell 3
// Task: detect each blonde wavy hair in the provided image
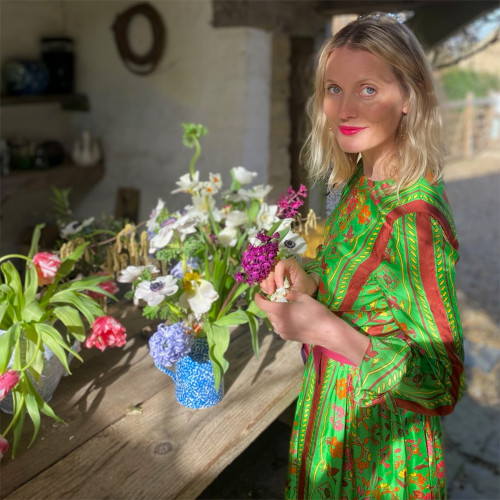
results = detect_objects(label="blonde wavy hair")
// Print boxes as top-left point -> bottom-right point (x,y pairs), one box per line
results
302,14 -> 446,193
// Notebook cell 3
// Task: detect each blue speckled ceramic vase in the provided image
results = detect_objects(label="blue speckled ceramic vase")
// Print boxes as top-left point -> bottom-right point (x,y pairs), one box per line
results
157,337 -> 224,409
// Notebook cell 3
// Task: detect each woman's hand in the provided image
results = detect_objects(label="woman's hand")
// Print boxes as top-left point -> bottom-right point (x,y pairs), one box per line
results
259,258 -> 319,297
254,290 -> 370,366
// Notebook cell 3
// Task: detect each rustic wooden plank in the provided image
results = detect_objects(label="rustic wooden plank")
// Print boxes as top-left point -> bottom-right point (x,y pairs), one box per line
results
5,327 -> 304,500
0,304 -> 160,497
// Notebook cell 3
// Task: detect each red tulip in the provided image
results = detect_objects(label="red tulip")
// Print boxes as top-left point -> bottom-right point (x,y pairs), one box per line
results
87,278 -> 120,300
85,316 -> 127,351
32,252 -> 61,286
0,370 -> 20,401
0,434 -> 8,461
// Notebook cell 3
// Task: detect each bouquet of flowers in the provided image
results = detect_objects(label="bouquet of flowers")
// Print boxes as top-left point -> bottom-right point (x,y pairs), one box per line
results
0,225 -> 127,459
120,123 -> 316,389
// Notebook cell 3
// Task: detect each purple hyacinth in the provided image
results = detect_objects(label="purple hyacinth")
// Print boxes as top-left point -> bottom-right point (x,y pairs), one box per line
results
235,232 -> 280,286
276,184 -> 307,219
149,322 -> 193,367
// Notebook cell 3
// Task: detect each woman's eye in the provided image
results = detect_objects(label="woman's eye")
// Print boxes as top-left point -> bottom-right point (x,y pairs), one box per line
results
327,85 -> 341,95
361,86 -> 376,96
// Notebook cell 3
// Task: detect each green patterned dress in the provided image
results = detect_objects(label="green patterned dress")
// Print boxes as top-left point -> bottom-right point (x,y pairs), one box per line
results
286,167 -> 465,500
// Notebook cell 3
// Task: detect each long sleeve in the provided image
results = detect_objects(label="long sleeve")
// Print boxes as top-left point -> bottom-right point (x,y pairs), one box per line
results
352,212 -> 465,416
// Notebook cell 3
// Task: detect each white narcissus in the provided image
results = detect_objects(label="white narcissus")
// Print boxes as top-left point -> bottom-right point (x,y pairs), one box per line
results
237,184 -> 273,202
225,210 -> 248,228
218,226 -> 238,247
171,171 -> 201,194
134,276 -> 179,307
232,166 -> 257,185
256,203 -> 279,230
179,272 -> 219,318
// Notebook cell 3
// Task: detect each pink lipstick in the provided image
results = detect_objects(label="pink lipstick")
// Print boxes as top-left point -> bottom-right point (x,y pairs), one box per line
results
339,126 -> 366,136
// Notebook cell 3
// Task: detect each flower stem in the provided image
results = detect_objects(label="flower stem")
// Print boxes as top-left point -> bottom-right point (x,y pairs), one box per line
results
216,282 -> 239,320
189,138 -> 201,178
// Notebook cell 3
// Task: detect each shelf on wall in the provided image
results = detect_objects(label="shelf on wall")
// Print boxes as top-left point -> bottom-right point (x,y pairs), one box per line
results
0,93 -> 90,111
0,161 -> 104,205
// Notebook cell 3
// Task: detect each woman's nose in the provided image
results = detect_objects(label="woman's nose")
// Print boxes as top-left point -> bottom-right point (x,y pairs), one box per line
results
338,95 -> 357,120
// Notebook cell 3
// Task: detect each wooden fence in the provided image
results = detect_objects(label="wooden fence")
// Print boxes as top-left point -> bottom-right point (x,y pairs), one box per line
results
442,92 -> 500,161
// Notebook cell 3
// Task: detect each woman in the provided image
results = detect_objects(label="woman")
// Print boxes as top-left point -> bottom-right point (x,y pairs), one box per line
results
255,14 -> 464,500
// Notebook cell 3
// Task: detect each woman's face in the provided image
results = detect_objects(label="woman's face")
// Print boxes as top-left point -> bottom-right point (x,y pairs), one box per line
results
323,47 -> 409,168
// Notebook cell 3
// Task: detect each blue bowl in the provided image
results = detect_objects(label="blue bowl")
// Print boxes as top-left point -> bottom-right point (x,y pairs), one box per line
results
3,60 -> 49,96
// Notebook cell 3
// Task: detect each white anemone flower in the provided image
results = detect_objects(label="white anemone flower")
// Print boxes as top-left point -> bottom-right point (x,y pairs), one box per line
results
171,171 -> 201,194
134,275 -> 179,307
218,226 -> 238,247
149,214 -> 197,253
225,210 -> 247,228
173,214 -> 198,239
279,230 -> 307,257
60,217 -> 94,238
117,265 -> 160,283
149,224 -> 175,253
146,199 -> 165,232
256,203 -> 279,230
232,166 -> 257,185
179,272 -> 219,318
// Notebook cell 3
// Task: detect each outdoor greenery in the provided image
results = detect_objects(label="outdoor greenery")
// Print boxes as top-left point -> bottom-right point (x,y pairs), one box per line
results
439,67 -> 500,100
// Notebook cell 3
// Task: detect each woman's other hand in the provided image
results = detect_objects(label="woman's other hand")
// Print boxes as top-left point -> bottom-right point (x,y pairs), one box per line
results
259,258 -> 319,297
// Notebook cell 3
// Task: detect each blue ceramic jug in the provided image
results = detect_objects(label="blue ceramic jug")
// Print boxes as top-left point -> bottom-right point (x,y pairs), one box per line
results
155,337 -> 224,409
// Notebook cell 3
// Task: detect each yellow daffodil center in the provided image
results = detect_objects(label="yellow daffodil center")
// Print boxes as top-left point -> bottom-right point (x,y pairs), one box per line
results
182,272 -> 200,292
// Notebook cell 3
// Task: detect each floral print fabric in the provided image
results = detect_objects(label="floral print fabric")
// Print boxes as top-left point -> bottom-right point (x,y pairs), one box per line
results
286,168 -> 464,499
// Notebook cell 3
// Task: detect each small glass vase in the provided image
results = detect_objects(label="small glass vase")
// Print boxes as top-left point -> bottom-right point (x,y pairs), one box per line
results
155,337 -> 224,409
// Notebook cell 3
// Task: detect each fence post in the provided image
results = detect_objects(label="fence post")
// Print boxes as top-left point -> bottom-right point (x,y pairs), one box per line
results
462,92 -> 474,157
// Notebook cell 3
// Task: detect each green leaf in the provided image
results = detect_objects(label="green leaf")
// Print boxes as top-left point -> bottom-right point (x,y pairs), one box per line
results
0,323 -> 18,372
49,290 -> 103,325
204,323 -> 230,390
245,310 -> 260,359
22,301 -> 45,322
52,305 -> 86,341
10,391 -> 26,458
24,389 -> 41,449
246,299 -> 267,319
23,261 -> 38,304
1,261 -> 23,310
0,300 -> 15,329
34,323 -> 75,374
27,223 -> 45,259
53,242 -> 89,282
214,309 -> 248,327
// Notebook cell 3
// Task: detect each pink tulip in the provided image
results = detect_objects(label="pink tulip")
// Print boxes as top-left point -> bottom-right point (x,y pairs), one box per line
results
32,252 -> 61,286
85,316 -> 127,351
0,434 -> 8,461
0,370 -> 20,401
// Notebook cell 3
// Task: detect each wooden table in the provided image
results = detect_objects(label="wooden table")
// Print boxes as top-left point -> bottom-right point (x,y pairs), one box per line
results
1,305 -> 304,499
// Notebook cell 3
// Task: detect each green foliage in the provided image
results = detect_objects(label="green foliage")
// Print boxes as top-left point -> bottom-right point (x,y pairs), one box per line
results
440,67 -> 500,100
0,225 -> 113,457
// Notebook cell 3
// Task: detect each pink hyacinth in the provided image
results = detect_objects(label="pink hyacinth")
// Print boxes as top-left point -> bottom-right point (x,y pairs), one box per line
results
85,316 -> 127,351
276,184 -> 307,219
0,370 -> 20,401
32,252 -> 61,286
235,232 -> 280,286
